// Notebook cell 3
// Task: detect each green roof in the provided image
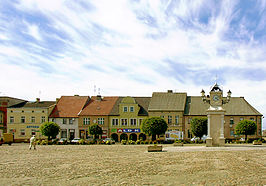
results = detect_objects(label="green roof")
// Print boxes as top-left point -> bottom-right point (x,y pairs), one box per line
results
184,96 -> 262,116
148,92 -> 187,111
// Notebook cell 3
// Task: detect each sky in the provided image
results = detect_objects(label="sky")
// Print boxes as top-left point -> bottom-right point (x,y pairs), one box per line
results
0,0 -> 266,129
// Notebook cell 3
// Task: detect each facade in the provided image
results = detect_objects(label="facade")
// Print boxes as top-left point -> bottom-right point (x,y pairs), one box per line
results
148,91 -> 187,138
6,98 -> 55,142
78,95 -> 119,139
184,96 -> 262,139
109,96 -> 150,141
0,96 -> 26,137
49,96 -> 90,140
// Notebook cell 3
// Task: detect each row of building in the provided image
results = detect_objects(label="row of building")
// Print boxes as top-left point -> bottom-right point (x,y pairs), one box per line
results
0,88 -> 263,142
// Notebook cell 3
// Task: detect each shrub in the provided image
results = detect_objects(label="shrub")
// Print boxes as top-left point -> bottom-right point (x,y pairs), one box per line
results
78,139 -> 86,145
128,140 -> 135,145
105,140 -> 111,145
136,140 -> 141,145
40,140 -> 47,145
121,140 -> 127,145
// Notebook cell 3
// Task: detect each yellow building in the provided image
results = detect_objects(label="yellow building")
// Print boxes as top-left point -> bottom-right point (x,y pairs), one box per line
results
7,98 -> 55,142
109,96 -> 150,141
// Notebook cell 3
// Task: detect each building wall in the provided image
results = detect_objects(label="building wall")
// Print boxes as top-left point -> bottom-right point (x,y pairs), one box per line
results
149,111 -> 184,133
109,97 -> 148,141
7,107 -> 49,142
49,117 -> 79,140
184,115 -> 262,139
0,111 -> 3,138
78,115 -> 109,139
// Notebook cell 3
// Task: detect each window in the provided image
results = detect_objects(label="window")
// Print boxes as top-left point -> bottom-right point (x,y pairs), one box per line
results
139,119 -> 143,125
130,119 -> 137,126
52,118 -> 55,122
188,118 -> 191,124
240,117 -> 244,121
130,106 -> 134,112
175,116 -> 179,125
112,118 -> 118,126
121,119 -> 128,126
168,116 -> 172,124
63,118 -> 67,124
21,116 -> 25,123
10,116 -> 14,123
31,129 -> 36,136
32,111 -> 34,113
31,116 -> 35,123
83,118 -> 90,125
0,115 -> 2,123
61,129 -> 67,138
230,130 -> 234,136
230,118 -> 234,124
160,116 -> 164,119
41,116 -> 45,123
69,118 -> 73,124
98,118 -> 104,125
250,118 -> 255,121
123,106 -> 128,112
20,129 -> 25,136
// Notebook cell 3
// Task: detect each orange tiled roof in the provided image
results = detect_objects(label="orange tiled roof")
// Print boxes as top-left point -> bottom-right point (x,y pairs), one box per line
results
79,96 -> 119,116
49,96 -> 89,118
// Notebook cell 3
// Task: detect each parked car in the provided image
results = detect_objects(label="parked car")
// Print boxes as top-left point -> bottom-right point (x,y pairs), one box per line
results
58,138 -> 69,144
71,138 -> 81,144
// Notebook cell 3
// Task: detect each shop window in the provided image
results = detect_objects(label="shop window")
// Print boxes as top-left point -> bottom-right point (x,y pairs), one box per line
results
61,129 -> 67,138
20,129 -> 25,136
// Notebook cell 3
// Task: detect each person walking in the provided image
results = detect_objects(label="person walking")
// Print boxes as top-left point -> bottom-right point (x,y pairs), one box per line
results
29,135 -> 36,150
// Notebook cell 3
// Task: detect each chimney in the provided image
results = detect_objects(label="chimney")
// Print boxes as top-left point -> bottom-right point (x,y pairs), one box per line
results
167,90 -> 173,93
96,95 -> 102,101
36,98 -> 40,103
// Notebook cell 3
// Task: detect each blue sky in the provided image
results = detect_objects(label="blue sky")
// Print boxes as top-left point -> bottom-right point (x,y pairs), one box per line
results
0,0 -> 266,129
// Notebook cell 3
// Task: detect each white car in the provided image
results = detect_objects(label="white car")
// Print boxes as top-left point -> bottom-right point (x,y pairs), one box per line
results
71,138 -> 81,144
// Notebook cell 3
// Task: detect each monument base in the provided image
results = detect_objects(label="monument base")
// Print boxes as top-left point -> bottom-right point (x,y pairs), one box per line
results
206,138 -> 212,147
206,137 -> 225,147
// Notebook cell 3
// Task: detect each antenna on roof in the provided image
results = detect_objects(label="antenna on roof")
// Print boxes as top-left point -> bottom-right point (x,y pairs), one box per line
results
38,90 -> 41,99
98,88 -> 101,95
94,85 -> 96,96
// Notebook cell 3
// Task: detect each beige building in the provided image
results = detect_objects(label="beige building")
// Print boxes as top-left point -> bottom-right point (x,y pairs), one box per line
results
148,91 -> 186,139
7,98 -> 55,142
184,96 -> 262,139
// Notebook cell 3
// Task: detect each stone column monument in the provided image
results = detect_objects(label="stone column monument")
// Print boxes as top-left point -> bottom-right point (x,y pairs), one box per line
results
201,83 -> 231,147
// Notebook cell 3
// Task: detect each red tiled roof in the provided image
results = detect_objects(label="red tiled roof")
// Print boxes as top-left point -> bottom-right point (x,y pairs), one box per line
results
79,96 -> 119,116
49,96 -> 89,118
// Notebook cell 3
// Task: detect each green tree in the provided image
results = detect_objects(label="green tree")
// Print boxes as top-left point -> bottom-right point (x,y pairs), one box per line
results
190,117 -> 207,139
235,120 -> 257,141
141,117 -> 168,140
40,122 -> 60,140
89,124 -> 103,139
